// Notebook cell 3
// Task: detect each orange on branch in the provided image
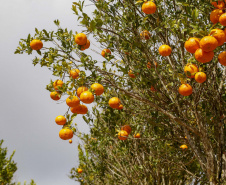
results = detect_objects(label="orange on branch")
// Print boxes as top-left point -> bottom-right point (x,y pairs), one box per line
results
118,130 -> 128,140
101,49 -> 111,57
200,36 -> 218,52
66,96 -> 80,107
75,33 -> 87,45
134,133 -> 141,138
81,39 -> 90,50
219,13 -> 226,26
30,39 -> 43,50
59,128 -> 73,140
195,72 -> 207,83
117,104 -> 123,110
121,125 -> 131,134
128,70 -> 136,78
210,9 -> 223,24
70,69 -> 80,79
77,168 -> 83,173
142,1 -> 157,14
50,91 -> 61,101
184,37 -> 200,54
69,140 -> 72,144
209,29 -> 226,46
55,115 -> 66,125
195,48 -> 214,63
180,144 -> 188,150
109,97 -> 121,109
77,86 -> 88,98
53,79 -> 64,90
159,45 -> 172,56
179,84 -> 192,96
184,63 -> 199,78
140,30 -> 151,40
80,91 -> 94,104
91,83 -> 104,95
218,51 -> 226,66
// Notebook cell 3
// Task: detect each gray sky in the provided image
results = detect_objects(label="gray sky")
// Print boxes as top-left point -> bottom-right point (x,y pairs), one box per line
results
0,1 -> 96,184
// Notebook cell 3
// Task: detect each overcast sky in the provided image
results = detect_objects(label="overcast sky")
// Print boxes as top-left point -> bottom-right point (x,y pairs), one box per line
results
0,1 -> 97,184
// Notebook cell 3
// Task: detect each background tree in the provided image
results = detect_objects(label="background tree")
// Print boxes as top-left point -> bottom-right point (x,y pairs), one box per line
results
15,0 -> 226,184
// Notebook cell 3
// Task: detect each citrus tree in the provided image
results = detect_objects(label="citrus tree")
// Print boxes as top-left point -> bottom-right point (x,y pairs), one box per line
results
15,0 -> 226,184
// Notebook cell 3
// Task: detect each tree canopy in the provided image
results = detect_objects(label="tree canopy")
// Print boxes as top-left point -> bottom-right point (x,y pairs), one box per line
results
15,0 -> 226,184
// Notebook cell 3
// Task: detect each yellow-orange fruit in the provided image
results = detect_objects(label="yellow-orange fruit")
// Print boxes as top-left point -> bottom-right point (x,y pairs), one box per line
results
50,91 -> 61,100
128,70 -> 136,78
219,13 -> 226,26
121,125 -> 132,134
117,104 -> 123,110
70,69 -> 80,79
91,83 -> 104,95
109,97 -> 121,109
199,36 -> 218,52
180,144 -> 188,150
69,140 -> 72,144
184,38 -> 200,54
55,115 -> 66,125
53,80 -> 64,90
195,72 -> 207,83
142,1 -> 157,14
218,51 -> 226,66
147,61 -> 158,68
101,49 -> 111,57
184,63 -> 199,78
118,130 -> 128,140
59,128 -> 73,140
209,29 -> 226,46
77,168 -> 83,173
30,39 -> 43,50
81,39 -> 90,50
66,96 -> 80,107
77,86 -> 88,98
159,45 -> 172,56
179,84 -> 192,96
210,9 -> 223,24
134,133 -> 141,138
195,48 -> 214,63
140,30 -> 151,40
75,33 -> 87,45
80,91 -> 94,104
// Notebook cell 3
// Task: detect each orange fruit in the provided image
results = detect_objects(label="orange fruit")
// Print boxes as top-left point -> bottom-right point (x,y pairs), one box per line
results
75,33 -> 87,45
118,130 -> 128,140
30,39 -> 43,50
159,45 -> 172,56
101,49 -> 111,57
50,91 -> 61,100
147,61 -> 158,68
70,105 -> 82,114
69,140 -> 72,144
117,104 -> 123,110
109,97 -> 121,109
199,36 -> 218,52
184,37 -> 200,54
121,125 -> 131,134
53,80 -> 64,90
140,30 -> 151,40
70,69 -> 80,79
150,86 -> 157,92
219,13 -> 226,26
77,86 -> 88,98
218,51 -> 226,66
80,91 -> 94,104
210,9 -> 223,24
195,48 -> 214,63
80,105 -> 88,114
55,115 -> 66,125
128,70 -> 136,78
209,29 -> 226,46
81,39 -> 90,50
195,72 -> 207,83
142,1 -> 157,14
180,144 -> 188,150
59,128 -> 73,140
66,96 -> 80,107
77,168 -> 83,173
184,63 -> 199,78
134,133 -> 141,138
179,84 -> 192,96
91,83 -> 104,95
211,1 -> 225,9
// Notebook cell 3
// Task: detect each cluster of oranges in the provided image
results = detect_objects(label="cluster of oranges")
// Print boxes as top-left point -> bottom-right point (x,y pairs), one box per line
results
74,33 -> 90,51
117,125 -> 141,141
